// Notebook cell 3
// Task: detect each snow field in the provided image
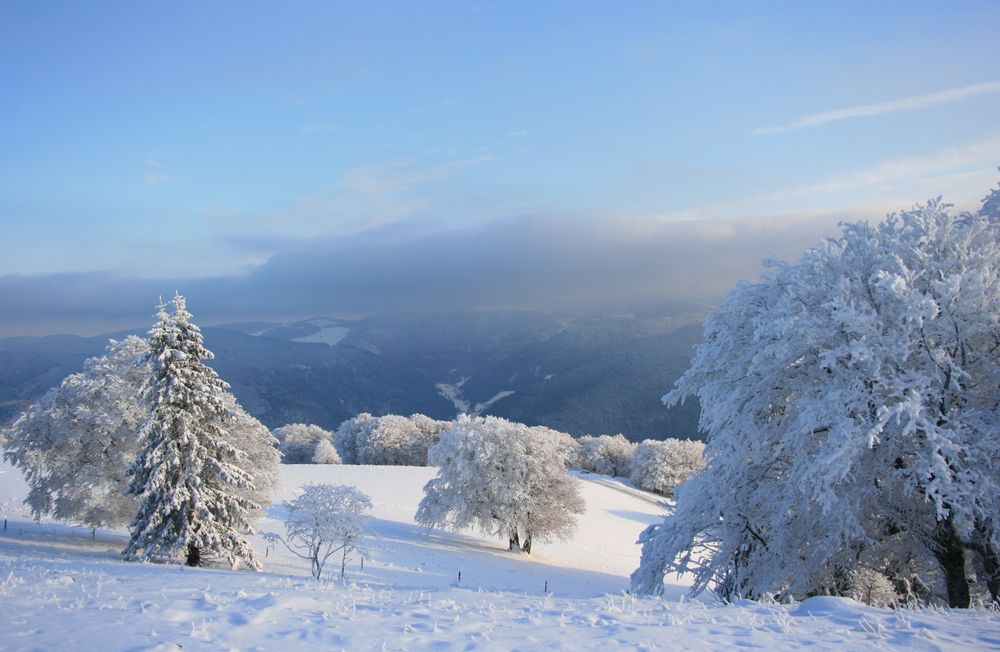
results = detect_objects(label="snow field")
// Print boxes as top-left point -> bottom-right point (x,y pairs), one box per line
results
258,464 -> 674,597
1,462 -> 999,650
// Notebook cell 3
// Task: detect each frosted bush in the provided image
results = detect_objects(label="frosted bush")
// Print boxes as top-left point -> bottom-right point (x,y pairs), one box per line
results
312,438 -> 342,464
274,423 -> 339,464
579,434 -> 636,477
629,438 -> 705,496
849,569 -> 900,608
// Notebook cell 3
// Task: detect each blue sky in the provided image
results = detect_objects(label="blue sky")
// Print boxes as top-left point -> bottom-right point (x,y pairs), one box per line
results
1,1 -> 999,335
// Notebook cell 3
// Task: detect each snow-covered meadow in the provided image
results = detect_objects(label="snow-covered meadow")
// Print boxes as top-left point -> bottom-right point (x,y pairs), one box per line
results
1,462 -> 998,650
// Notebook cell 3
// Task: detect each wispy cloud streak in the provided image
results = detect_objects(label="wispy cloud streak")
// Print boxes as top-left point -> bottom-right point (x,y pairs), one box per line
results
656,136 -> 1000,222
753,81 -> 1000,135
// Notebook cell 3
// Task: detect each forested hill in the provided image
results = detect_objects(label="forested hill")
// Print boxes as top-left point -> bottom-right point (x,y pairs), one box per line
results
0,310 -> 705,440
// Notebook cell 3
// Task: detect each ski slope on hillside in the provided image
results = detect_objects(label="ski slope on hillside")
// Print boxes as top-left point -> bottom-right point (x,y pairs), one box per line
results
1,462 -> 998,650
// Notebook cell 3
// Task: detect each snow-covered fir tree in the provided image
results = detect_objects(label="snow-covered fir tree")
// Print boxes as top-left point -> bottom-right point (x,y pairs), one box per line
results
416,415 -> 584,554
629,438 -> 705,497
2,336 -> 150,530
123,295 -> 278,569
632,184 -> 1000,607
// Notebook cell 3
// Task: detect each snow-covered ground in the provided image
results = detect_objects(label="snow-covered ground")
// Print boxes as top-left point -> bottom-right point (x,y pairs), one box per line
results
435,378 -> 516,417
1,462 -> 998,650
292,325 -> 350,346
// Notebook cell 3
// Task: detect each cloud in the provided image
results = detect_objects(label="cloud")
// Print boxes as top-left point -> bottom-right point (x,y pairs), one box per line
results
753,81 -> 1000,135
254,153 -> 503,238
0,211 -> 852,337
768,135 -> 1000,200
144,158 -> 169,187
659,136 -> 1000,221
4,155 -> 995,338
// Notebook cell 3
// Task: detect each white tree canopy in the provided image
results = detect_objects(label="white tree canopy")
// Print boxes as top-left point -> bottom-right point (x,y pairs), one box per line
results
312,438 -> 342,464
264,483 -> 372,580
629,438 -> 704,497
416,415 -> 584,554
333,412 -> 449,466
274,423 -> 339,464
3,336 -> 150,528
333,412 -> 374,464
633,186 -> 1000,608
578,434 -> 636,477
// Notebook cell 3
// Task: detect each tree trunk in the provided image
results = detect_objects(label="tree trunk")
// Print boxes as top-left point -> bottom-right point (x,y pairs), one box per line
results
976,541 -> 1000,606
933,517 -> 970,608
521,531 -> 532,555
508,529 -> 520,551
311,555 -> 321,579
186,544 -> 201,567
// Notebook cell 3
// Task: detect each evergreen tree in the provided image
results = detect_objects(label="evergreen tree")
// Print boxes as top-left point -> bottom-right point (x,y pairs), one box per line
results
123,295 -> 274,569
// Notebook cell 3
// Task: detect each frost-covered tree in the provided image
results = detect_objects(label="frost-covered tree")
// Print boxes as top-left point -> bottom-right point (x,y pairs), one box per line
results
2,336 -> 150,530
408,413 -> 451,461
578,434 -> 636,477
848,568 -> 900,608
312,438 -> 342,464
332,412 -> 374,464
629,438 -> 705,497
416,415 -> 584,554
123,295 -> 278,569
334,413 -> 450,466
274,423 -> 339,464
538,426 -> 581,470
222,394 -> 281,510
357,414 -> 425,465
632,187 -> 1000,608
263,483 -> 372,580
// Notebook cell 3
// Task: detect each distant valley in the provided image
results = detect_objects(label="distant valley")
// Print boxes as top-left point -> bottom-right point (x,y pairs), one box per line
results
0,310 -> 706,441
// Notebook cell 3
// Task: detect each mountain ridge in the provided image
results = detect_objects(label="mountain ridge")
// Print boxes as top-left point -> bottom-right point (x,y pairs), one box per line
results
0,309 -> 705,440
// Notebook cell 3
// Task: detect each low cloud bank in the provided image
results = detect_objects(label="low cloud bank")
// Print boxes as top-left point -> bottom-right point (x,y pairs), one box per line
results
0,211 -> 851,337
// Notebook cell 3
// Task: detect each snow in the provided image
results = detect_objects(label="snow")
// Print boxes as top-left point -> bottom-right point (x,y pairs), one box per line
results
435,378 -> 470,414
1,461 -> 998,650
471,390 -> 515,415
435,380 -> 515,416
293,326 -> 350,346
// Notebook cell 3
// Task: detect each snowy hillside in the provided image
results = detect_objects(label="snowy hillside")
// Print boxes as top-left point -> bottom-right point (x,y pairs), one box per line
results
1,462 -> 998,650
